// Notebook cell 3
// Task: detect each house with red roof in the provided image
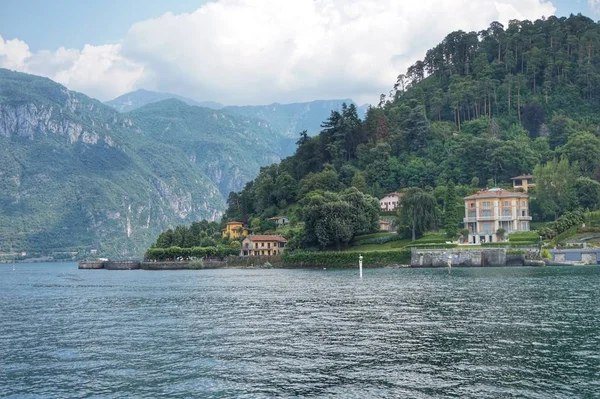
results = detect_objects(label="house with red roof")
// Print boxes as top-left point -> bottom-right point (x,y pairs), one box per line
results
241,235 -> 288,256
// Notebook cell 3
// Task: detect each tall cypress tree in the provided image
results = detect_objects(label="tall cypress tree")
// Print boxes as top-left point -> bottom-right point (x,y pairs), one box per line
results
444,181 -> 460,238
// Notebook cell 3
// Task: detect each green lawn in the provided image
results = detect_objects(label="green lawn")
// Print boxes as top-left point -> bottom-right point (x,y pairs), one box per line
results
353,232 -> 396,241
530,221 -> 548,231
343,242 -> 398,252
345,233 -> 451,252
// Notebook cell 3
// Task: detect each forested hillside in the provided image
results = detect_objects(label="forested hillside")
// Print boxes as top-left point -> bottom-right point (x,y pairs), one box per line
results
224,14 -> 600,247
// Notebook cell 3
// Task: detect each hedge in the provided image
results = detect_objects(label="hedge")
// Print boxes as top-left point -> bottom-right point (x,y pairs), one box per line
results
538,210 -> 585,239
281,249 -> 411,267
508,232 -> 540,241
145,246 -> 239,260
405,243 -> 458,249
577,227 -> 600,234
479,242 -> 539,248
414,237 -> 452,244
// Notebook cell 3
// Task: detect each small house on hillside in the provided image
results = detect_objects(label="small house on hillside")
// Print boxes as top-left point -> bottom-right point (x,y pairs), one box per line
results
267,216 -> 289,226
222,221 -> 249,239
379,192 -> 403,212
241,235 -> 287,256
379,220 -> 391,231
511,175 -> 535,193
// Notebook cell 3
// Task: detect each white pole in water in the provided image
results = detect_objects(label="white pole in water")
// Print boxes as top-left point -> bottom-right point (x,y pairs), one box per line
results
359,254 -> 363,278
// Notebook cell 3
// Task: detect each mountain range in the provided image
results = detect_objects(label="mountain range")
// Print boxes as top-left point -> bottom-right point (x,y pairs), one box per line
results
0,68 -> 369,258
105,88 -> 368,137
105,89 -> 224,112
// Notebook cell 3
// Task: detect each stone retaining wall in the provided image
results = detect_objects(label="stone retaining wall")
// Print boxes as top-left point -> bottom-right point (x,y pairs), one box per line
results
411,248 -> 508,267
78,260 -> 104,269
104,261 -> 141,270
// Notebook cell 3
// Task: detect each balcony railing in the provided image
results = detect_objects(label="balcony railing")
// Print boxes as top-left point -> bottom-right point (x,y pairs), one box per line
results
518,216 -> 533,221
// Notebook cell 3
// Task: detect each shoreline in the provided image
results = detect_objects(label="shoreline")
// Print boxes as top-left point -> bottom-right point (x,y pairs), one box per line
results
78,260 -> 595,270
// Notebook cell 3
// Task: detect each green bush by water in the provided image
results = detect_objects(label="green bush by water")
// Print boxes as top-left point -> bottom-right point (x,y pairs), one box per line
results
145,246 -> 239,260
282,249 -> 411,267
188,259 -> 205,269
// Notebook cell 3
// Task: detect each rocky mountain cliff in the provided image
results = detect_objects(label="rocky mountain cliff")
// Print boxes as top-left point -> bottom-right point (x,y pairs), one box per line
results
0,69 -> 370,258
0,69 -> 279,257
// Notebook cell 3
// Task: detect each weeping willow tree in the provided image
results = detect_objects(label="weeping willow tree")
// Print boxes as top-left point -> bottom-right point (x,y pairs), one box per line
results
399,188 -> 438,241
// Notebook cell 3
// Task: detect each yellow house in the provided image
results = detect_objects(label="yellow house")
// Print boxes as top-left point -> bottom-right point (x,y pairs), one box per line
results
463,188 -> 531,244
222,221 -> 248,239
241,235 -> 287,256
511,174 -> 535,193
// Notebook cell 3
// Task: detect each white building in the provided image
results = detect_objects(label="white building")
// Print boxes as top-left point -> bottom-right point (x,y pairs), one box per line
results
379,192 -> 403,212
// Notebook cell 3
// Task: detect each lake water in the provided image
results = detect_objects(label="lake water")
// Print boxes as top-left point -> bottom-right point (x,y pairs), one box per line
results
1,263 -> 599,398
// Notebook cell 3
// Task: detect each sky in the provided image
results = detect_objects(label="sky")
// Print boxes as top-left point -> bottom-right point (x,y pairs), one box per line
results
0,0 -> 596,105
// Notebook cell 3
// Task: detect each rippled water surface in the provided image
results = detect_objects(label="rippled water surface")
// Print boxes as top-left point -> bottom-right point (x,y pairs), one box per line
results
1,263 -> 600,398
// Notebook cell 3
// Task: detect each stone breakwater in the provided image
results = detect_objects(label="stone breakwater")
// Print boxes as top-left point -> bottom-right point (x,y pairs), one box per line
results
79,256 -> 282,270
411,248 -> 544,267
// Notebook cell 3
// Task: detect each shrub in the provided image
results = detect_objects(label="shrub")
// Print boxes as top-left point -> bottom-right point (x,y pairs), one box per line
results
496,228 -> 506,240
541,249 -> 552,260
189,259 -> 204,269
507,249 -> 525,255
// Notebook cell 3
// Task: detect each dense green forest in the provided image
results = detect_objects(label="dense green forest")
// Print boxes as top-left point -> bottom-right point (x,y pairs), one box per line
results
217,14 -> 600,249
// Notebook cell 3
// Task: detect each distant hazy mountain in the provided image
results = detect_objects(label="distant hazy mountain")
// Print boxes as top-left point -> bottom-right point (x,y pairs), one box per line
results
224,99 -> 369,138
105,89 -> 224,112
108,90 -> 371,139
0,69 -> 283,258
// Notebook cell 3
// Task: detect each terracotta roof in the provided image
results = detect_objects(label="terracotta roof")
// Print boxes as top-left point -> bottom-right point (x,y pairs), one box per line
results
464,188 -> 529,200
247,235 -> 288,242
226,221 -> 244,225
381,192 -> 404,199
511,175 -> 534,180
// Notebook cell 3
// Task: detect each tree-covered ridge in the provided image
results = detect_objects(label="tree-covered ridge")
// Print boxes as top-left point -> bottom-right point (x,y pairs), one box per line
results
396,14 -> 600,124
224,14 -> 600,245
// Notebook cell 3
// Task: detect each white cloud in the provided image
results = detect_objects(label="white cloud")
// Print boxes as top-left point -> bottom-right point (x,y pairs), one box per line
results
589,0 -> 600,15
1,0 -> 556,104
0,35 -> 30,70
0,36 -> 144,101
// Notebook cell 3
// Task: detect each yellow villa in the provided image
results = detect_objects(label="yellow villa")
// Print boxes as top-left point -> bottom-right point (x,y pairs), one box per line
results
222,221 -> 248,239
463,188 -> 531,244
